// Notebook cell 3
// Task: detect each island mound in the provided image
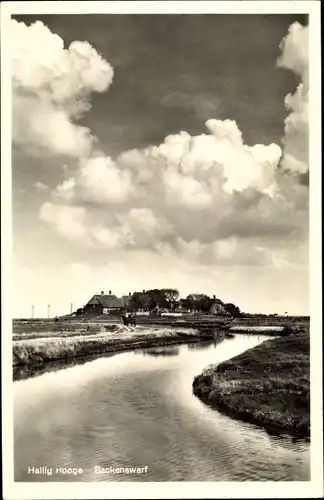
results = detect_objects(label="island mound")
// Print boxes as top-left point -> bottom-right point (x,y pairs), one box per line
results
192,330 -> 310,438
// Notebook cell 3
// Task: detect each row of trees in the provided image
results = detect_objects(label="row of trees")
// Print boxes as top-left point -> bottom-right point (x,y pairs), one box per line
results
129,288 -> 179,312
127,289 -> 241,317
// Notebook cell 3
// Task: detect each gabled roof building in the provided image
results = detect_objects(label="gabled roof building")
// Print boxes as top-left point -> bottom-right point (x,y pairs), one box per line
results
83,291 -> 124,315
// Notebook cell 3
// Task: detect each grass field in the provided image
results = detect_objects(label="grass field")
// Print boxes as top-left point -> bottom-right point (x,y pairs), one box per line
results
193,329 -> 310,438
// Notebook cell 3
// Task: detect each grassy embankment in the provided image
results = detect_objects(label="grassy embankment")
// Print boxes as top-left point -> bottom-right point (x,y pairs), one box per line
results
193,329 -> 310,438
13,326 -> 212,366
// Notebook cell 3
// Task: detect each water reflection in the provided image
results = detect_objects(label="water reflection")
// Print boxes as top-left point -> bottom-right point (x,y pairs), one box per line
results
187,340 -> 220,350
138,346 -> 180,357
13,351 -> 118,382
13,333 -> 263,382
14,334 -> 310,482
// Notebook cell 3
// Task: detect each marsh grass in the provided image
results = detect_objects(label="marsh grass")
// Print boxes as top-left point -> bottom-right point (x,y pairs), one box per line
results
193,330 -> 310,437
13,327 -> 202,366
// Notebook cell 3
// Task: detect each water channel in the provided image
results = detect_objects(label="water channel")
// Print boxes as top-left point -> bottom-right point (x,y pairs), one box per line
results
14,333 -> 310,482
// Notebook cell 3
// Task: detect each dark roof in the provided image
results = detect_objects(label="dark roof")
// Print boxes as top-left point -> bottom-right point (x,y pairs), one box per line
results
187,294 -> 207,301
121,295 -> 132,306
85,294 -> 124,309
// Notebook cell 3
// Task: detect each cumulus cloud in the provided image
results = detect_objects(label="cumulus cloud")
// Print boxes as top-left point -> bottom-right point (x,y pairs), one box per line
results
39,202 -> 88,241
55,156 -> 133,205
277,22 -> 309,175
39,118 -> 307,267
33,181 -> 48,191
12,19 -> 114,157
17,19 -> 306,270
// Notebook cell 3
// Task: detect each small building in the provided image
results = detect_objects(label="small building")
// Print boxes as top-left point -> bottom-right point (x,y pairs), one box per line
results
120,292 -> 132,309
83,291 -> 124,316
187,293 -> 206,302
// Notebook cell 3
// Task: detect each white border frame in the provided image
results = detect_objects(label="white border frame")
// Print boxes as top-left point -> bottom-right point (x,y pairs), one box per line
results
1,2 -> 322,499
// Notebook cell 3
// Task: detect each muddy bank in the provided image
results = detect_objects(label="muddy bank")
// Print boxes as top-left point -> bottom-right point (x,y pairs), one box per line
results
193,330 -> 310,438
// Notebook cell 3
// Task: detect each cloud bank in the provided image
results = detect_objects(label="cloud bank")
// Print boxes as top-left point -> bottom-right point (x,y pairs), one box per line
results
277,22 -> 309,175
39,122 -> 307,266
12,20 -> 114,157
12,20 -> 309,272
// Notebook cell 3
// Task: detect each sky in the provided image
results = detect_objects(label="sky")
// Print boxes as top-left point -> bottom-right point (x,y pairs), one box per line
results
11,14 -> 309,318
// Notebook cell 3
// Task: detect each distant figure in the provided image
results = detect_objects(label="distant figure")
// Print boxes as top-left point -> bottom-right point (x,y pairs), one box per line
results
129,314 -> 136,327
121,313 -> 136,327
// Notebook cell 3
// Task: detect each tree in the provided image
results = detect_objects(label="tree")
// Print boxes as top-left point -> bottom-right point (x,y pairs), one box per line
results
142,288 -> 180,311
199,295 -> 214,313
224,303 -> 241,317
129,292 -> 152,311
183,294 -> 211,313
162,288 -> 179,310
145,289 -> 168,310
185,295 -> 198,312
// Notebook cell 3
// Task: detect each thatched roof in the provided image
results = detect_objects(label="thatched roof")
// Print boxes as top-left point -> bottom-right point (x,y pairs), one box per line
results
187,294 -> 206,301
85,294 -> 123,309
209,301 -> 229,315
121,295 -> 132,306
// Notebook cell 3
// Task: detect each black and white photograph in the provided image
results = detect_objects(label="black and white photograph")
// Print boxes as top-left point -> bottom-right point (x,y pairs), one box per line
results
1,1 -> 322,499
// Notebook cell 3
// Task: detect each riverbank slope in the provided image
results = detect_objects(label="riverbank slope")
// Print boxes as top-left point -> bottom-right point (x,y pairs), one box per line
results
193,330 -> 310,438
13,325 -> 216,367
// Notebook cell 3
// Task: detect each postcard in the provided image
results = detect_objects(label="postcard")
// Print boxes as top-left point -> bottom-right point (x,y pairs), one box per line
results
1,1 -> 322,499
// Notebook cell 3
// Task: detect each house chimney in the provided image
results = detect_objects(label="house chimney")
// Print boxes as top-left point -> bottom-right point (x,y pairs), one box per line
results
109,290 -> 112,295
101,291 -> 104,295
